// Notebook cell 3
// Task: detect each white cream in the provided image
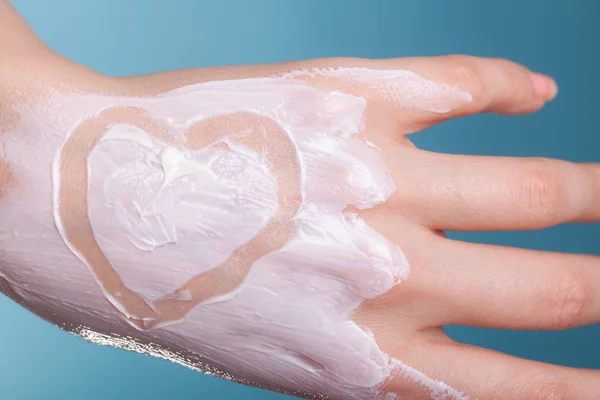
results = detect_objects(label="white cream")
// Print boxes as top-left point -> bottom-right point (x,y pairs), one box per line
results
0,67 -> 470,399
284,67 -> 472,114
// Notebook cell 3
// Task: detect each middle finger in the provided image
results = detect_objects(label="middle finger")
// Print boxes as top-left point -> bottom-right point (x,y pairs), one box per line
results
393,149 -> 600,231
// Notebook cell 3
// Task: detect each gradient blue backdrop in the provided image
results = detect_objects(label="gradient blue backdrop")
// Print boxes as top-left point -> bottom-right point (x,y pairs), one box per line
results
2,1 -> 599,399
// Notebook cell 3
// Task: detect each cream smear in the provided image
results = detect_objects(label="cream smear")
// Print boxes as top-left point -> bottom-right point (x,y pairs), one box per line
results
0,67 -> 471,399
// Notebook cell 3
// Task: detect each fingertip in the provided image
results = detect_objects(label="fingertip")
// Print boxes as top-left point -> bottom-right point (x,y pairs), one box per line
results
530,72 -> 558,101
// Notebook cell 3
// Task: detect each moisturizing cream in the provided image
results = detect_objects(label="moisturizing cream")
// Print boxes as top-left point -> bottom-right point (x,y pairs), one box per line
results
0,67 -> 470,399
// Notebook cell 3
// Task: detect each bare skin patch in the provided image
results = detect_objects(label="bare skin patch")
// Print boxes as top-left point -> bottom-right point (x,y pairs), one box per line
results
0,106 -> 19,197
0,157 -> 14,198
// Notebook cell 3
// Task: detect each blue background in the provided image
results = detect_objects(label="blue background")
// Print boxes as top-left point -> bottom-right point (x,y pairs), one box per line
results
2,0 -> 599,399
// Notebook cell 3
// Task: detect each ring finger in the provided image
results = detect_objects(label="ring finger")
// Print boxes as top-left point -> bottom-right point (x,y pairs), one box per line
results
415,233 -> 600,330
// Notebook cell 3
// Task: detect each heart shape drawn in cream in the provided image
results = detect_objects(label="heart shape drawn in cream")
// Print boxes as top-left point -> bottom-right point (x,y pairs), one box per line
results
55,106 -> 301,330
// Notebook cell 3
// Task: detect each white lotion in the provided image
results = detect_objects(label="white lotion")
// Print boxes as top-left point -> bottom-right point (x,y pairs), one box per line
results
0,68 -> 470,399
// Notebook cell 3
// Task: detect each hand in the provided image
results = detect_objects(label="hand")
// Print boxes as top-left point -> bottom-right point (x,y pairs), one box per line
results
1,54 -> 599,400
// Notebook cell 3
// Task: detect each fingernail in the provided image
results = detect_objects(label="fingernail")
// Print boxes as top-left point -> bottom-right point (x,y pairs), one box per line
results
531,72 -> 558,101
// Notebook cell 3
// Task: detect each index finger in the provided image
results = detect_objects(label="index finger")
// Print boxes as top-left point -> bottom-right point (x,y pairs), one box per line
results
373,55 -> 557,132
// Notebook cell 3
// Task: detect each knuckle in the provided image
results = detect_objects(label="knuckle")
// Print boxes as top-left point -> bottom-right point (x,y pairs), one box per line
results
504,375 -> 575,400
443,55 -> 485,99
547,265 -> 591,329
489,57 -> 530,80
491,58 -> 533,104
519,159 -> 566,225
531,378 -> 573,400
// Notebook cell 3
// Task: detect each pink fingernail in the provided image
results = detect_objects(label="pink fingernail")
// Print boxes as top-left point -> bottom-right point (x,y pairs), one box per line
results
531,72 -> 558,101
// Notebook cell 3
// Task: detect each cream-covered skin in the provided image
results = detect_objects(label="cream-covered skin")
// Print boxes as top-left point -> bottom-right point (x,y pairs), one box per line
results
1,67 -> 469,399
6,3 -> 599,400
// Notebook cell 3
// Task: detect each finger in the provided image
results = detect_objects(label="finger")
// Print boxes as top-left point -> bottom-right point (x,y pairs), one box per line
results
396,337 -> 600,400
288,56 -> 556,124
281,56 -> 557,136
394,149 -> 600,230
417,235 -> 600,331
122,55 -> 555,137
374,55 -> 557,131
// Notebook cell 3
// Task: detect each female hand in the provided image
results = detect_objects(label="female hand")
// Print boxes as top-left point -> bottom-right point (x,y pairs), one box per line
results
2,44 -> 599,400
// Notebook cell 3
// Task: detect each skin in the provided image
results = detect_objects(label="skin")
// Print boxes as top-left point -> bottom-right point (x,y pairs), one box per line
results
2,1 -> 600,399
